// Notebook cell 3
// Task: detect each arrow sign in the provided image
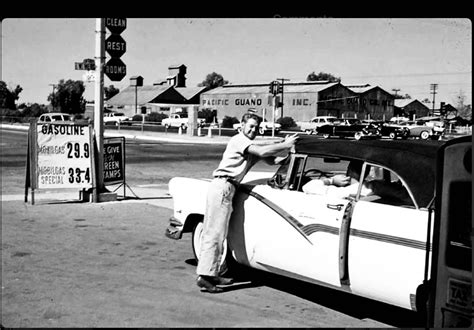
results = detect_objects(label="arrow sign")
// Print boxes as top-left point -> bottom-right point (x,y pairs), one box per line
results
105,18 -> 127,34
105,34 -> 126,58
104,58 -> 126,81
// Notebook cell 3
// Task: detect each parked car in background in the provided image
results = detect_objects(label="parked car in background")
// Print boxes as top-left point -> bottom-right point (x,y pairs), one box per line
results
103,112 -> 131,126
162,113 -> 206,129
315,118 -> 381,140
415,117 -> 446,136
297,116 -> 338,134
233,120 -> 281,135
398,121 -> 442,140
166,135 -> 471,323
38,112 -> 74,123
371,121 -> 410,139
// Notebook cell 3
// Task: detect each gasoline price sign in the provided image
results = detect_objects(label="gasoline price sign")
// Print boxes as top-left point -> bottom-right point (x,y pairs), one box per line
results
36,123 -> 93,189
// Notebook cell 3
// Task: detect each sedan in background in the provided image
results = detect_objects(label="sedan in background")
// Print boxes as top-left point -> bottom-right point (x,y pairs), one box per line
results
315,119 -> 381,140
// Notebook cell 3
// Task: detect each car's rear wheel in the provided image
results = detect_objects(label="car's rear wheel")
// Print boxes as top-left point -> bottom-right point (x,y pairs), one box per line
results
389,132 -> 396,139
259,127 -> 265,135
354,132 -> 363,140
420,131 -> 430,140
164,124 -> 170,129
322,133 -> 330,139
192,220 -> 229,275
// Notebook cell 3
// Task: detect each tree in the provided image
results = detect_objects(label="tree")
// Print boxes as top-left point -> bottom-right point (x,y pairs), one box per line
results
198,72 -> 228,89
0,81 -> 23,109
21,103 -> 48,118
454,89 -> 472,120
307,71 -> 341,83
48,79 -> 86,114
104,85 -> 120,100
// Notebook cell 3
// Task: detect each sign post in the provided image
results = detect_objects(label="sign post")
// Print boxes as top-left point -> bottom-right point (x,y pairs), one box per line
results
25,121 -> 95,204
94,18 -> 106,202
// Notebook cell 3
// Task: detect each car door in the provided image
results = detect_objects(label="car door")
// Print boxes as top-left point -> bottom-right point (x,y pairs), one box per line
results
345,163 -> 431,310
228,154 -> 348,287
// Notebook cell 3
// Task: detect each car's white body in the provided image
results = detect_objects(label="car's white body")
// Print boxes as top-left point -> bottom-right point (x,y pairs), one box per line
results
296,116 -> 339,133
38,112 -> 73,123
162,114 -> 205,129
166,135 -> 447,312
103,112 -> 131,125
168,172 -> 430,311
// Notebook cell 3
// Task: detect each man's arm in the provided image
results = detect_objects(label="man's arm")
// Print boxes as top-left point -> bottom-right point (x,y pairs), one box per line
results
247,133 -> 299,158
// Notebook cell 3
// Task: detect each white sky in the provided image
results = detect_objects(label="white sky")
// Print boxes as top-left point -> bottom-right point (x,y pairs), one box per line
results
1,18 -> 471,107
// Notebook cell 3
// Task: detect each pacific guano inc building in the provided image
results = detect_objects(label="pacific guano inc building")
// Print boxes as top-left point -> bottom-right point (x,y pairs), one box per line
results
200,81 -> 396,122
107,64 -> 396,122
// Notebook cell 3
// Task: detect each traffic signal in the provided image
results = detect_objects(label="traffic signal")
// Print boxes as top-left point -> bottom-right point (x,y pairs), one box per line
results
269,81 -> 276,95
277,82 -> 283,94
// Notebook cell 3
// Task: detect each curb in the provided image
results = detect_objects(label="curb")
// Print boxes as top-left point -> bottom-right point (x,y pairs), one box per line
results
1,123 -> 285,145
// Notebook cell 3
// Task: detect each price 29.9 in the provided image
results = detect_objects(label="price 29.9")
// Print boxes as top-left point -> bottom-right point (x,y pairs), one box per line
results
67,142 -> 90,159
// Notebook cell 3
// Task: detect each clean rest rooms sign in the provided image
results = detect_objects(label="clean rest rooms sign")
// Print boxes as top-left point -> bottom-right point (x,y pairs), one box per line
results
36,124 -> 93,189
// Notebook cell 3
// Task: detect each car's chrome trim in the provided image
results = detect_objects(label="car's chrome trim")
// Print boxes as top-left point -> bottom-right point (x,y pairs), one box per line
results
301,224 -> 431,251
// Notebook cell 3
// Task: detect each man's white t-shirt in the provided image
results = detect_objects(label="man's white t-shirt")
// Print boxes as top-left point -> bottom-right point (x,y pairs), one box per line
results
212,132 -> 259,183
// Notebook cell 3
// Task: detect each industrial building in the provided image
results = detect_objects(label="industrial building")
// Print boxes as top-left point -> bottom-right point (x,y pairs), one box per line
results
201,81 -> 395,122
105,64 -> 397,122
106,65 -> 208,118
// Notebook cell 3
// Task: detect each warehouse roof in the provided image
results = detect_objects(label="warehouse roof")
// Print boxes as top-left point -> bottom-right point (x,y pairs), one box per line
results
394,99 -> 428,108
202,82 -> 340,95
175,86 -> 209,99
107,85 -> 173,105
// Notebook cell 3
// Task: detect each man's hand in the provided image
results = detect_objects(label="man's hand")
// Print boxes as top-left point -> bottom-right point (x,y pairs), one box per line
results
283,133 -> 299,148
331,174 -> 351,187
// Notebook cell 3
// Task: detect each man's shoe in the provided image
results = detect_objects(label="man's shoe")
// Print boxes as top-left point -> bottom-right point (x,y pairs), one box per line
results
211,276 -> 234,285
196,276 -> 223,293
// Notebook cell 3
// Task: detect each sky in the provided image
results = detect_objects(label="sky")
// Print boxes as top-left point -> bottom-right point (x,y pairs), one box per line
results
1,18 -> 472,108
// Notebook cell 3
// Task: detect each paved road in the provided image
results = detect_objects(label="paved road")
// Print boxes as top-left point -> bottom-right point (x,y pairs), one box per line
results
1,127 -> 423,327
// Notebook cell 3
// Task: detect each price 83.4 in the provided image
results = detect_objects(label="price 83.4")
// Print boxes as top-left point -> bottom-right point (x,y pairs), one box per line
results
68,167 -> 91,184
67,142 -> 90,159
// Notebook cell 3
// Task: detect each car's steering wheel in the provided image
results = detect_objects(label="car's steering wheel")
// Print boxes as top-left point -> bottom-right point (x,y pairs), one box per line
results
303,169 -> 329,178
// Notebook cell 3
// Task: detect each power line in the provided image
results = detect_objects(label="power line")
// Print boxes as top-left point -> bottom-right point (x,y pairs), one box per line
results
342,71 -> 471,79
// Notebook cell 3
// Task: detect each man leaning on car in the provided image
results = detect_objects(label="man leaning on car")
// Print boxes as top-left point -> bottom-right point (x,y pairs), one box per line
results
196,111 -> 299,293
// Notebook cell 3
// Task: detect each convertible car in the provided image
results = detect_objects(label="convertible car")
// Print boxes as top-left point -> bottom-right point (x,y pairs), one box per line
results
165,136 -> 472,322
314,119 -> 381,140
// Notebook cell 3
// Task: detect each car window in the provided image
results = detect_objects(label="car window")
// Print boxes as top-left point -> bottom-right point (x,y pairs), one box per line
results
361,164 -> 415,207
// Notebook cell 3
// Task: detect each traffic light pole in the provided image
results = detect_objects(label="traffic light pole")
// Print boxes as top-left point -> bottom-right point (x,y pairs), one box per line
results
93,18 -> 105,202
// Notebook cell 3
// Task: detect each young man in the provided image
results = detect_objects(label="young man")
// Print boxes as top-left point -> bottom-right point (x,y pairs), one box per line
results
196,112 -> 299,293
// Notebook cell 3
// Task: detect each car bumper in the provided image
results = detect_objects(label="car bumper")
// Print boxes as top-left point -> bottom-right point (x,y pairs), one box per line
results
164,216 -> 183,240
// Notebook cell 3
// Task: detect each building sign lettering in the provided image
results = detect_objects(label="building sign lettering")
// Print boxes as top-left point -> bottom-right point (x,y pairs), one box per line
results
292,98 -> 310,106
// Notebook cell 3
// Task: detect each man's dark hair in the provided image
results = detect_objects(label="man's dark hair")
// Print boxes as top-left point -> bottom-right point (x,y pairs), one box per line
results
241,112 -> 262,125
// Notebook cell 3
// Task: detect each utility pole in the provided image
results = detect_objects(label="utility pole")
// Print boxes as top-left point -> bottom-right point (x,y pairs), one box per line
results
430,84 -> 438,116
276,78 -> 290,118
94,18 -> 106,202
392,88 -> 400,97
49,84 -> 57,111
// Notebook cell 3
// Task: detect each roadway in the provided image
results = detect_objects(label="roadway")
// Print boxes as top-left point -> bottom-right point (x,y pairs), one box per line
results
1,127 -> 423,327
